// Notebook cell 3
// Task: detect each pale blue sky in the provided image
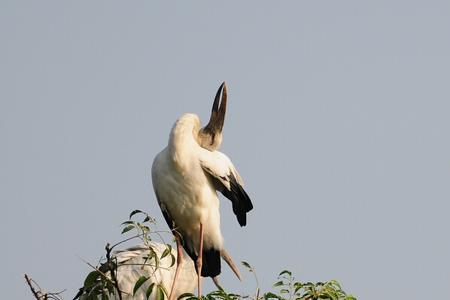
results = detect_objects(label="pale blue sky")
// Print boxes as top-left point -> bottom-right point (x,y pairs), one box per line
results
2,1 -> 450,299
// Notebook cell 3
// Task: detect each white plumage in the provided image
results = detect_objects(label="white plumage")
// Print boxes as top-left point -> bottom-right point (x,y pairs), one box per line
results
77,242 -> 196,300
152,114 -> 246,258
151,83 -> 253,299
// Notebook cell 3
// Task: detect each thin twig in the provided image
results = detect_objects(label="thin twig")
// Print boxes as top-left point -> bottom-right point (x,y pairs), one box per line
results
24,274 -> 44,300
24,274 -> 64,300
78,255 -> 132,297
118,263 -> 171,271
106,243 -> 123,300
111,233 -> 143,250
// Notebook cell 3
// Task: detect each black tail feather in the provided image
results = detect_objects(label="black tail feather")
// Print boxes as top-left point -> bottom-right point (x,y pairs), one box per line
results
185,246 -> 221,278
223,173 -> 253,226
201,248 -> 221,277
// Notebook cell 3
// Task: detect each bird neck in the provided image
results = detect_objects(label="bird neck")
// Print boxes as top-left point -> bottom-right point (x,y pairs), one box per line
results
168,117 -> 199,166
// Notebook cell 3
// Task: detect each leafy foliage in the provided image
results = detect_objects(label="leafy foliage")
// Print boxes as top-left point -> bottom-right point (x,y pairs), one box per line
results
71,210 -> 356,300
177,268 -> 356,300
262,270 -> 356,300
74,210 -> 175,300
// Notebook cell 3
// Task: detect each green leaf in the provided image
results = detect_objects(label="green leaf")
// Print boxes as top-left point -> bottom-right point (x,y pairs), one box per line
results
101,290 -> 109,300
130,209 -> 144,219
156,284 -> 165,300
178,293 -> 195,300
140,225 -> 150,233
143,246 -> 158,266
273,280 -> 284,287
264,292 -> 280,299
323,287 -> 338,299
106,281 -> 115,294
279,270 -> 292,277
121,220 -> 134,225
146,283 -> 155,299
121,224 -> 135,234
133,276 -> 149,295
303,282 -> 314,290
159,283 -> 169,297
207,290 -> 227,298
228,293 -> 241,300
169,253 -> 176,267
280,289 -> 290,294
161,247 -> 171,259
294,282 -> 303,293
241,261 -> 252,269
328,280 -> 341,289
88,292 -> 99,300
84,270 -> 101,289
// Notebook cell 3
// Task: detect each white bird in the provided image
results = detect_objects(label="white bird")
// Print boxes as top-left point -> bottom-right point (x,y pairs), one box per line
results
76,242 -> 197,300
151,82 -> 253,300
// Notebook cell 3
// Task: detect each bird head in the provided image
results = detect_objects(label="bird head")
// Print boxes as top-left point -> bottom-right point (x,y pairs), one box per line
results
198,82 -> 227,151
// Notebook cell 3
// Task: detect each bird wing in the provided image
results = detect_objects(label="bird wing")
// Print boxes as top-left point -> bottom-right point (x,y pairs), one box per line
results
74,242 -> 197,300
199,150 -> 253,226
151,150 -> 177,232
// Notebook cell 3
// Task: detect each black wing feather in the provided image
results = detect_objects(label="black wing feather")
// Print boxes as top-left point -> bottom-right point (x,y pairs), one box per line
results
205,170 -> 253,227
221,173 -> 253,226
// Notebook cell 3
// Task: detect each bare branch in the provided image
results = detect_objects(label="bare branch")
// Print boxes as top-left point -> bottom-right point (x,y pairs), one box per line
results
24,274 -> 64,300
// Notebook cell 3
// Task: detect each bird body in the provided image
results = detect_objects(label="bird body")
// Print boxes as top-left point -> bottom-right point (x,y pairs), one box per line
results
152,114 -> 225,276
152,84 -> 252,281
76,242 -> 196,300
112,244 -> 196,300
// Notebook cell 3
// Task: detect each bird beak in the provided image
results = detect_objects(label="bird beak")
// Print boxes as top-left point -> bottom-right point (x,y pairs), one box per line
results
203,82 -> 227,134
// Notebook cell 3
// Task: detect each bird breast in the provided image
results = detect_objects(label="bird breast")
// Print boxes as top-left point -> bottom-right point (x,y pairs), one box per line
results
152,148 -> 224,250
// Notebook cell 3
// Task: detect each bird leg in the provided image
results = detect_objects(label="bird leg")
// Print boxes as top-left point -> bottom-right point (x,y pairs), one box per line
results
196,223 -> 204,299
168,233 -> 184,300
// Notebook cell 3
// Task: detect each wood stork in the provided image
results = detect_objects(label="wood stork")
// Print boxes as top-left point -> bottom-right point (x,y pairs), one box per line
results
75,242 -> 197,300
152,82 -> 253,300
